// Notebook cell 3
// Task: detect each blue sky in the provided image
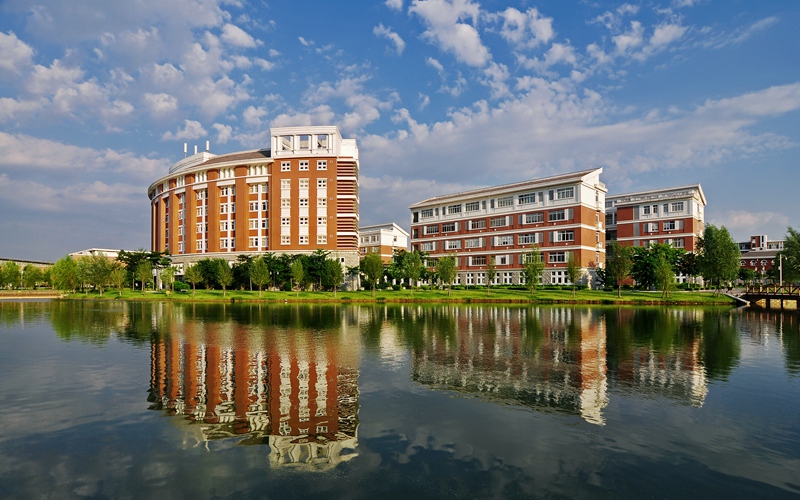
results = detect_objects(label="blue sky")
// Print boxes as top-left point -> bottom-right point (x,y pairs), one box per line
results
1,0 -> 798,262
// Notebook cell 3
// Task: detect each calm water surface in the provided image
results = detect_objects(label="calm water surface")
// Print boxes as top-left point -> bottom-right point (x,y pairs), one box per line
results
0,300 -> 799,499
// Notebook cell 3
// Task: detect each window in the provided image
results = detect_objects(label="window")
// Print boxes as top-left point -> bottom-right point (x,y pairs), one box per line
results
196,223 -> 207,233
220,204 -> 228,214
525,213 -> 543,224
549,252 -> 567,263
196,190 -> 206,200
317,234 -> 327,244
663,221 -> 676,231
645,222 -> 658,233
220,221 -> 235,231
555,230 -> 574,242
317,160 -> 327,170
496,235 -> 513,246
317,216 -> 327,226
652,204 -> 659,215
425,224 -> 439,234
643,205 -> 650,216
281,217 -> 290,226
316,134 -> 329,149
420,208 -> 434,218
442,223 -> 456,232
299,160 -> 309,171
249,202 -> 259,211
279,136 -> 292,151
472,256 -> 487,266
281,235 -> 290,245
317,179 -> 326,189
518,233 -> 537,245
281,161 -> 291,172
447,204 -> 461,215
299,217 -> 309,226
671,202 -> 684,212
249,184 -> 259,194
490,217 -> 507,228
220,187 -> 234,197
548,210 -> 566,221
220,238 -> 228,249
178,210 -> 184,220
249,237 -> 260,247
420,242 -> 436,251
673,238 -> 684,248
196,207 -> 207,216
556,187 -> 574,199
299,179 -> 309,189
465,238 -> 482,248
196,240 -> 205,251
471,219 -> 487,230
317,197 -> 327,207
281,179 -> 291,189
518,193 -> 536,205
281,199 -> 292,208
497,196 -> 513,208
299,198 -> 309,207
299,235 -> 309,244
465,201 -> 480,212
249,219 -> 259,229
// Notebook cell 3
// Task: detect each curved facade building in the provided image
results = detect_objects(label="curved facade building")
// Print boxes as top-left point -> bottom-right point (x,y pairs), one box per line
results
148,126 -> 360,270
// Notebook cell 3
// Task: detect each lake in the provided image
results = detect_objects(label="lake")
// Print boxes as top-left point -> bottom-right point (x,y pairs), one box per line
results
0,300 -> 798,499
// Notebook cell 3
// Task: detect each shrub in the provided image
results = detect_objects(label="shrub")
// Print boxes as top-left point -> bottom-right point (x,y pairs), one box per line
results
173,280 -> 189,291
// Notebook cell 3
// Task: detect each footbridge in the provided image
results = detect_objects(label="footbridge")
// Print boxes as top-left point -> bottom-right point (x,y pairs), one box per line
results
742,284 -> 800,310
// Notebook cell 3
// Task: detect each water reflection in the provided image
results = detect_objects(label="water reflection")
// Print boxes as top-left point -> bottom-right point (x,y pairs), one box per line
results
147,304 -> 361,470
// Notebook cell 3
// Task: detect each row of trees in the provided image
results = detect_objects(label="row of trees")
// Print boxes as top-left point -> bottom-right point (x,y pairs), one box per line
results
0,261 -> 52,289
182,250 -> 346,297
602,224 -> 747,297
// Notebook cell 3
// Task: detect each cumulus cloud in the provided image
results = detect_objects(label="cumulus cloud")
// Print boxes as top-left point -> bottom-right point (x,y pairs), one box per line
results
385,0 -> 403,11
271,105 -> 336,128
0,31 -> 34,76
410,0 -> 491,67
242,105 -> 267,126
220,23 -> 258,48
254,58 -> 275,70
212,123 -> 233,144
492,7 -> 554,49
711,210 -> 790,241
373,24 -> 406,55
162,119 -> 207,141
143,93 -> 178,116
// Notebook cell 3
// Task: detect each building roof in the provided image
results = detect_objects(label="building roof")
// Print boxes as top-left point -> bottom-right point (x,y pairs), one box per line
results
198,149 -> 271,167
359,222 -> 410,237
608,184 -> 706,207
408,168 -> 604,209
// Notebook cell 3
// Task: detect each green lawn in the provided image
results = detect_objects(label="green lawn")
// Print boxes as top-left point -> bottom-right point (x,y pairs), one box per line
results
61,287 -> 737,305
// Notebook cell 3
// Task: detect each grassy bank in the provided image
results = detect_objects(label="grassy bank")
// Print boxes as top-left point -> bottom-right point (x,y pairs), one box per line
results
60,287 -> 737,305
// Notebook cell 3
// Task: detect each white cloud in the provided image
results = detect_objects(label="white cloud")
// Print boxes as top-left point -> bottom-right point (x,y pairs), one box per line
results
711,210 -> 790,241
492,7 -> 554,49
162,119 -> 207,141
419,93 -> 430,110
426,56 -> 445,75
373,24 -> 406,55
385,0 -> 403,11
613,21 -> 645,55
410,0 -> 491,67
591,4 -> 640,32
298,36 -> 313,47
220,23 -> 258,48
150,63 -> 184,86
27,60 -> 83,95
481,62 -> 510,99
212,123 -> 233,144
271,105 -> 336,128
242,105 -> 267,126
518,43 -> 578,75
0,31 -> 34,76
700,17 -> 779,50
0,97 -> 47,121
254,58 -> 275,70
143,93 -> 178,116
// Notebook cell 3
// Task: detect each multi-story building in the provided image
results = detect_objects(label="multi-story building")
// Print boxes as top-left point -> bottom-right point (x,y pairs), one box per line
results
147,126 -> 360,272
408,168 -> 607,287
605,185 -> 706,251
358,222 -> 409,263
739,234 -> 785,276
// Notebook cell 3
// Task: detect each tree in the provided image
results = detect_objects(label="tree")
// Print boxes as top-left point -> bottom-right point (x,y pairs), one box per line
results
110,265 -> 126,296
82,255 -> 114,295
738,267 -> 756,285
776,227 -> 800,284
323,259 -> 344,297
51,256 -> 79,293
161,266 -> 176,292
631,243 -> 685,290
233,254 -> 254,291
361,253 -> 384,297
118,249 -> 170,291
485,256 -> 497,296
214,259 -> 234,297
653,252 -> 675,298
565,252 -> 583,297
250,257 -> 271,298
390,249 -> 425,293
2,261 -> 21,289
436,255 -> 457,296
606,242 -> 634,298
521,245 -> 545,296
22,264 -> 43,289
290,259 -> 305,297
698,224 -> 740,296
679,252 -> 701,288
134,260 -> 153,296
185,264 -> 203,297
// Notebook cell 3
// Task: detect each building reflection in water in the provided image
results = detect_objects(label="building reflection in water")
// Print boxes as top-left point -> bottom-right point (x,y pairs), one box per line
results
147,305 -> 360,470
396,306 -> 714,425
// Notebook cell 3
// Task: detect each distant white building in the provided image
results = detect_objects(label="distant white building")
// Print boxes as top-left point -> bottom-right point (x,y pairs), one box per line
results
69,248 -> 127,259
359,223 -> 409,264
